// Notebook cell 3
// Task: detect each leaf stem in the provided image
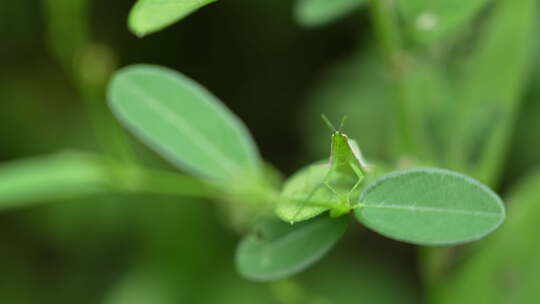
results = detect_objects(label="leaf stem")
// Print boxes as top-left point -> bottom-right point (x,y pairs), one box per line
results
369,0 -> 419,158
110,163 -> 221,199
75,45 -> 138,166
370,0 -> 401,61
44,1 -> 137,167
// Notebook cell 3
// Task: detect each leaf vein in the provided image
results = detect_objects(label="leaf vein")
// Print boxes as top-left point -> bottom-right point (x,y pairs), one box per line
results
120,79 -> 242,177
360,202 -> 501,217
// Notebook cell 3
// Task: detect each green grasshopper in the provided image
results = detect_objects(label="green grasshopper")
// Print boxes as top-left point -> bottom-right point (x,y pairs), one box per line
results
277,116 -> 370,223
318,115 -> 369,216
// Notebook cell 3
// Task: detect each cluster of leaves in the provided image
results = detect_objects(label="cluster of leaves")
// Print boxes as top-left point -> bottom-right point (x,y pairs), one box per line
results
110,0 -> 516,281
1,0 -> 540,302
0,61 -> 506,282
105,64 -> 504,280
295,0 -> 540,302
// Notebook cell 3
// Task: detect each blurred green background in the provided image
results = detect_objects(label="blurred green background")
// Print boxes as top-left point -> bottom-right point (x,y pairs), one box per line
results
1,0 -> 540,303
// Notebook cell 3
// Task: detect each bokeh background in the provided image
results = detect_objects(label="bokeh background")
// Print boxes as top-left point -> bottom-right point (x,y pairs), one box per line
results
1,0 -> 539,303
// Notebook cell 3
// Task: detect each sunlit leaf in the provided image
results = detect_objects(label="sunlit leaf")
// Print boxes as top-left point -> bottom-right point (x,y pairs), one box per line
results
128,0 -> 217,37
108,64 -> 261,182
355,168 -> 505,245
236,214 -> 348,281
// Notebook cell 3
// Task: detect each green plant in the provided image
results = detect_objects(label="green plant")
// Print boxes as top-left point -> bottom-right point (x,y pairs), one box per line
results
1,0 -> 540,302
104,63 -> 505,281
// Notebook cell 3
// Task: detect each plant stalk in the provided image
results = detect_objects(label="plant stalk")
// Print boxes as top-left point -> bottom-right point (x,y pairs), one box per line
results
369,0 -> 419,159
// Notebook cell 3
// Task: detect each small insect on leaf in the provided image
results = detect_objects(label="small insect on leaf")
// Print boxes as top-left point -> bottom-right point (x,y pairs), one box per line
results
355,168 -> 506,245
321,115 -> 368,176
236,214 -> 348,281
277,117 -> 369,223
329,131 -> 368,176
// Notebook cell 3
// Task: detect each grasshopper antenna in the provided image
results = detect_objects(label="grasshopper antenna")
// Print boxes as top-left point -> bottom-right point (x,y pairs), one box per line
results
321,114 -> 337,133
338,116 -> 348,132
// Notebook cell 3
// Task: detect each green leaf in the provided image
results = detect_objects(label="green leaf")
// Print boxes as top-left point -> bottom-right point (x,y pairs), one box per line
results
397,0 -> 492,43
108,64 -> 261,182
433,168 -> 540,304
276,163 -> 335,223
0,152 -> 112,211
128,0 -> 217,37
355,168 -> 505,245
236,214 -> 348,281
294,0 -> 367,27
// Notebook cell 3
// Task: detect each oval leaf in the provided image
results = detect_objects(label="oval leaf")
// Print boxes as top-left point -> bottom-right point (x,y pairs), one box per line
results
355,168 -> 505,245
128,0 -> 217,37
236,214 -> 348,281
0,152 -> 112,211
108,64 -> 261,182
276,163 -> 334,223
295,0 -> 367,27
